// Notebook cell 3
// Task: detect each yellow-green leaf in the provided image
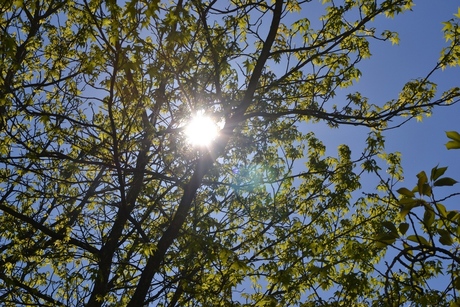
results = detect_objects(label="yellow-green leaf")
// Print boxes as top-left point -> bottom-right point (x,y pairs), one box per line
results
430,165 -> 448,181
446,140 -> 460,150
416,171 -> 428,196
407,235 -> 430,246
397,187 -> 415,198
436,203 -> 448,218
446,131 -> 460,142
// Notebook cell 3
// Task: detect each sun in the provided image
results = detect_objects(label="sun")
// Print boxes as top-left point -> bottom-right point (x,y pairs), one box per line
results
185,111 -> 221,146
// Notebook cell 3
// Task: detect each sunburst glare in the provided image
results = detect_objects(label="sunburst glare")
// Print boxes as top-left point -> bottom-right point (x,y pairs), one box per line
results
185,111 -> 221,146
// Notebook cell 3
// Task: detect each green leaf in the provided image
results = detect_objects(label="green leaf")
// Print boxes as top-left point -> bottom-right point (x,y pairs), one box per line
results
407,235 -> 430,246
398,198 -> 421,219
398,197 -> 419,207
436,203 -> 448,218
399,208 -> 411,220
446,140 -> 460,150
396,187 -> 414,198
438,229 -> 454,246
399,223 -> 409,235
382,221 -> 398,235
423,209 -> 435,227
421,183 -> 432,197
403,242 -> 413,256
434,177 -> 458,187
455,7 -> 460,18
446,131 -> 460,149
442,21 -> 453,32
13,0 -> 23,7
416,171 -> 428,196
448,210 -> 459,222
374,240 -> 395,248
446,131 -> 460,142
430,165 -> 448,181
374,233 -> 397,248
453,278 -> 460,291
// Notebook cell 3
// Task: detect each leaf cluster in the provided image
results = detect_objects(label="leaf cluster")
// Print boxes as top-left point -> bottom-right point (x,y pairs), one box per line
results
373,132 -> 460,306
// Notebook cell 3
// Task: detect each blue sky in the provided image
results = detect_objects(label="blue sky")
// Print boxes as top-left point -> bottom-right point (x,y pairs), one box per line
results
381,1 -> 460,188
368,1 -> 460,175
309,1 -> 460,199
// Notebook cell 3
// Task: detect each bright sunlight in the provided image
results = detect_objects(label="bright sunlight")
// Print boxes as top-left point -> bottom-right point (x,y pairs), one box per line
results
185,111 -> 221,146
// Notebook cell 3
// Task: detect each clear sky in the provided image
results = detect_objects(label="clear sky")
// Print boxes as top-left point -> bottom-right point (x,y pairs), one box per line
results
386,1 -> 460,189
308,1 -> 460,202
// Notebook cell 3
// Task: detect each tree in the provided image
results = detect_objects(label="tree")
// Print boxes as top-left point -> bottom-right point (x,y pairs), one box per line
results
0,0 -> 459,306
373,131 -> 460,306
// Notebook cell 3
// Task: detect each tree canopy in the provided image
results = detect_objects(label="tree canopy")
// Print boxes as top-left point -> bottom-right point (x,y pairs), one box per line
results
1,0 -> 460,306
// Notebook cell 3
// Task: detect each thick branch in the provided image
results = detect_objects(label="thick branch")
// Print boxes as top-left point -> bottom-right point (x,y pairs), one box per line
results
126,0 -> 285,305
